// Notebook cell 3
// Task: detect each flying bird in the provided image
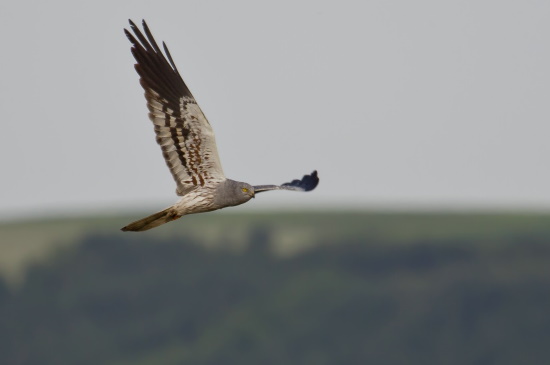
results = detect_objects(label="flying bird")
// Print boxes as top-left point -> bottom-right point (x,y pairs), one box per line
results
121,20 -> 319,232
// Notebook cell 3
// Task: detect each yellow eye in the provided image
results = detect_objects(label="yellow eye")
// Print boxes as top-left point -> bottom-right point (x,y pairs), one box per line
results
241,187 -> 249,193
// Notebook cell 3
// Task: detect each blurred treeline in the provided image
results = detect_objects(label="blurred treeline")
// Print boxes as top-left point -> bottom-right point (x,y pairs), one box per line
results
1,212 -> 550,364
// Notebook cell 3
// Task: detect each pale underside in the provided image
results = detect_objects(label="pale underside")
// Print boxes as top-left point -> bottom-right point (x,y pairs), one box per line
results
149,93 -> 225,196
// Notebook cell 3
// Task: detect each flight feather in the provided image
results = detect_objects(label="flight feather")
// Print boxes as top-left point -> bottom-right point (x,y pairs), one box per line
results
124,20 -> 225,196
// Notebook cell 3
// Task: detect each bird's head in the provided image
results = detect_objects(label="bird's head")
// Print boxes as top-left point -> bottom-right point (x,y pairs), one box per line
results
213,179 -> 255,208
239,183 -> 255,199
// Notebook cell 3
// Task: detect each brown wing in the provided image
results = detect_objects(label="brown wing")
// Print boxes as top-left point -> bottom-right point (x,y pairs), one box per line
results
125,20 -> 225,196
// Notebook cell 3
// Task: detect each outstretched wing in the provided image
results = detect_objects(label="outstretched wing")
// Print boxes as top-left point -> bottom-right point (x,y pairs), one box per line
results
253,171 -> 319,194
125,20 -> 225,196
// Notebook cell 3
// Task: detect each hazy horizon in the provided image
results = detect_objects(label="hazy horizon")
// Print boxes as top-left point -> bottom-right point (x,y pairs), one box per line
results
2,0 -> 549,220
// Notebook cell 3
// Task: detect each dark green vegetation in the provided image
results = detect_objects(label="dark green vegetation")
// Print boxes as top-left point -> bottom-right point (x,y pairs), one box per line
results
1,212 -> 550,364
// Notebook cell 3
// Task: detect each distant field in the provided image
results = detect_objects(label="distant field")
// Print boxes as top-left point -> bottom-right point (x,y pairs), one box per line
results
1,211 -> 550,284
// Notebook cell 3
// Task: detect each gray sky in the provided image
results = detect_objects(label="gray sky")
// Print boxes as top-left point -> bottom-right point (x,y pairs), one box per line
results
1,0 -> 549,220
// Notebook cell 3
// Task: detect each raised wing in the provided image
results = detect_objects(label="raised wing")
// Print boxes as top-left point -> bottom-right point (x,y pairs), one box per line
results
125,20 -> 225,196
254,171 -> 319,194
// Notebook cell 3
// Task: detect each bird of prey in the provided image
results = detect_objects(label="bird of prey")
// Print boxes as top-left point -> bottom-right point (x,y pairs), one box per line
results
121,20 -> 319,232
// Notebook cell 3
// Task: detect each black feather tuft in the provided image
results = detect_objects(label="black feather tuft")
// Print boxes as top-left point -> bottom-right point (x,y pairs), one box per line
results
281,170 -> 319,192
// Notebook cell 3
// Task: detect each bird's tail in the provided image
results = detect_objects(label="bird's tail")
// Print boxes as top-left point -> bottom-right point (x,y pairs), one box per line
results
121,206 -> 182,232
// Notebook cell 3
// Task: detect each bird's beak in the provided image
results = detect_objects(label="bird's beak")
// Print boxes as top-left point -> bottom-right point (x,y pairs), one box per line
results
250,191 -> 255,199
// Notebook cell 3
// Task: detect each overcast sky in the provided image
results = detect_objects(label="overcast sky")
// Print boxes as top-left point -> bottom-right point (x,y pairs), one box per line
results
1,0 -> 549,220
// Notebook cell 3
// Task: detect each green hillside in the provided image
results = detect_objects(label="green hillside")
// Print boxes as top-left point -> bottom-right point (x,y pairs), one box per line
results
1,211 -> 550,364
3,211 -> 550,283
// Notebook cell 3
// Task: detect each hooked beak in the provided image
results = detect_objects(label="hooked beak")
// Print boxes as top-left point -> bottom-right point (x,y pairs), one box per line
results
250,191 -> 255,199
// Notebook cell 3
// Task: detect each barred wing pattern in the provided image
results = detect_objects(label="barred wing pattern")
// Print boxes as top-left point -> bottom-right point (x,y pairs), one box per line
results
125,20 -> 225,196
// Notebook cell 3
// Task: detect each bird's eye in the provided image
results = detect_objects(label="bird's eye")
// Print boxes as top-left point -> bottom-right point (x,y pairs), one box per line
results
241,187 -> 249,193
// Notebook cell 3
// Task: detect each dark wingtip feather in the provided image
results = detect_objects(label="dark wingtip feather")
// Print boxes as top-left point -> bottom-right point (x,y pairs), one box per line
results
128,19 -> 138,36
282,170 -> 319,192
123,28 -> 134,44
124,19 -> 194,100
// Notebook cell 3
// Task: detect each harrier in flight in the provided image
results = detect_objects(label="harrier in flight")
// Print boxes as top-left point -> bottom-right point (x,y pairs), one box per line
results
122,20 -> 319,231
